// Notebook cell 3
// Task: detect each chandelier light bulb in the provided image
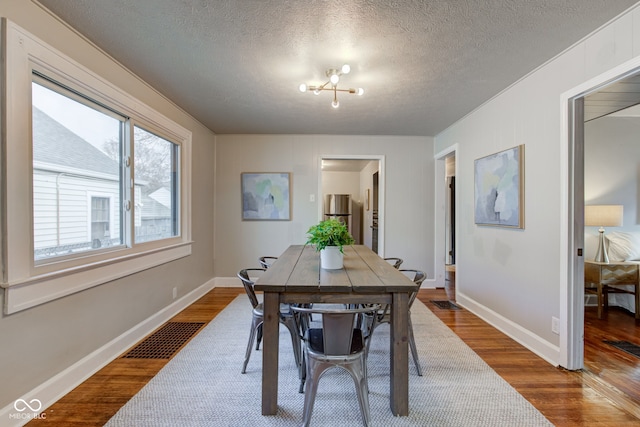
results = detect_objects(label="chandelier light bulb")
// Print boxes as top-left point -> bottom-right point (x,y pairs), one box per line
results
299,64 -> 363,108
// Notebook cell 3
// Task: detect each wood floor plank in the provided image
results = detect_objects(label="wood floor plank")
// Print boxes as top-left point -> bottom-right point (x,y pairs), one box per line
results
419,289 -> 640,426
26,287 -> 640,426
583,304 -> 640,408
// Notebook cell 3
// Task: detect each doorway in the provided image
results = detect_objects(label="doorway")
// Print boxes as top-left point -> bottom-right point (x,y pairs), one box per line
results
435,147 -> 457,290
319,155 -> 385,255
566,64 -> 640,407
371,171 -> 379,253
445,160 -> 456,265
566,66 -> 640,367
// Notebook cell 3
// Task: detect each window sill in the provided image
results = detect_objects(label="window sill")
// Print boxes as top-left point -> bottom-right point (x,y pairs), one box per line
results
2,242 -> 192,314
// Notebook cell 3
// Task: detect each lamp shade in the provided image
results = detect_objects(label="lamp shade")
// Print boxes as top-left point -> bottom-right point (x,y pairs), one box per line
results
584,205 -> 623,227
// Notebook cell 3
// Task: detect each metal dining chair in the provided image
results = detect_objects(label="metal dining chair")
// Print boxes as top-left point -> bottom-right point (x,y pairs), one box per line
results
237,268 -> 301,375
384,257 -> 403,269
258,256 -> 278,269
367,269 -> 425,376
291,304 -> 381,427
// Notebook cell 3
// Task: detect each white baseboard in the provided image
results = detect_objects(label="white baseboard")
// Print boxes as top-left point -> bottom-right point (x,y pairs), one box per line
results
422,278 -> 437,288
0,279 -> 216,427
456,292 -> 560,367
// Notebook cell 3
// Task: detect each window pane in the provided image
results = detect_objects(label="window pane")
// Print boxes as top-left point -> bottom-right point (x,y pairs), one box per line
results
134,126 -> 179,243
32,79 -> 124,260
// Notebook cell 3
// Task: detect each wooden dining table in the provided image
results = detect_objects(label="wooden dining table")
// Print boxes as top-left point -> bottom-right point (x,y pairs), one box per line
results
254,244 -> 419,416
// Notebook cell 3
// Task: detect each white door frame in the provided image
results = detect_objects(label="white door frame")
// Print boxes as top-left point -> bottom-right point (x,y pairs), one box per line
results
434,145 -> 458,289
560,56 -> 640,369
318,154 -> 386,256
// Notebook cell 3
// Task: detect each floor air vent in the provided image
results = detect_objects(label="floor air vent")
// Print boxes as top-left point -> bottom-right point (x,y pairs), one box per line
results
431,300 -> 461,310
604,340 -> 640,359
122,322 -> 205,359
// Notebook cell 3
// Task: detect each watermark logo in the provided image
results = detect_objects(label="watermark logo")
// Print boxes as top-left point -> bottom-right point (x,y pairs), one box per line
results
14,399 -> 42,412
8,398 -> 46,420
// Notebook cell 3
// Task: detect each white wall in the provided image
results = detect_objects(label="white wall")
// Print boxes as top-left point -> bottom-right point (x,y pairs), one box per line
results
584,116 -> 640,252
322,171 -> 361,200
214,135 -> 434,280
0,0 -> 216,413
434,3 -> 640,365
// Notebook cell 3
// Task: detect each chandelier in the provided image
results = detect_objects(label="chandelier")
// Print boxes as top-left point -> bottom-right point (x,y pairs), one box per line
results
298,64 -> 364,108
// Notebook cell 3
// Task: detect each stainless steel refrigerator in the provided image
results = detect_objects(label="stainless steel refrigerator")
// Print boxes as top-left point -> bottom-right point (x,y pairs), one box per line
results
324,194 -> 361,243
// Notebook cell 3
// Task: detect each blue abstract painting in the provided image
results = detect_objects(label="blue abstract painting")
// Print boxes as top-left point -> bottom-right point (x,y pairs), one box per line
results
241,173 -> 291,220
474,145 -> 524,228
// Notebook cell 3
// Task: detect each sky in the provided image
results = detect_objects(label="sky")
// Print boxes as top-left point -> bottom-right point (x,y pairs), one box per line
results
31,81 -> 120,153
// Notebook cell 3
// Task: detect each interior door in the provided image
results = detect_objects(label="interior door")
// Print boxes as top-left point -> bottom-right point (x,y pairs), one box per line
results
371,171 -> 379,253
447,176 -> 455,264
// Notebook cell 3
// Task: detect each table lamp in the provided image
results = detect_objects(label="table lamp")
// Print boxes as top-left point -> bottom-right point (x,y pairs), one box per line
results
584,204 -> 623,263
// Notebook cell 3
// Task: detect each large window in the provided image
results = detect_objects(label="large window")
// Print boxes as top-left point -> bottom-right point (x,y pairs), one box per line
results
32,77 -> 124,261
3,22 -> 192,313
31,78 -> 182,260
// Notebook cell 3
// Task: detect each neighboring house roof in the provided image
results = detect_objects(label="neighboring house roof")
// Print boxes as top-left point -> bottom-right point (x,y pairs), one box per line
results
149,187 -> 172,209
33,107 -> 170,221
32,107 -> 119,175
141,193 -> 171,219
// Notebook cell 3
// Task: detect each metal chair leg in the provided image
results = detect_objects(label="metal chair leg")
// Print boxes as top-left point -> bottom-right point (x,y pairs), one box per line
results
408,315 -> 422,376
256,323 -> 263,350
283,317 -> 302,374
300,358 -> 322,427
242,314 -> 262,373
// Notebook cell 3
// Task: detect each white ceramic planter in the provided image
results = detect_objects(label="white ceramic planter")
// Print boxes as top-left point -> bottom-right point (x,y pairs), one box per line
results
320,246 -> 344,269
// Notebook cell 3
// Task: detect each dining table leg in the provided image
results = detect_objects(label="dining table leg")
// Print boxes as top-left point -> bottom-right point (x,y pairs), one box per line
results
390,291 -> 410,416
261,291 -> 280,415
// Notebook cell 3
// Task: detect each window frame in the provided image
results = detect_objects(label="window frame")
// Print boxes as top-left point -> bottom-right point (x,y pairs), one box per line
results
2,20 -> 193,314
131,124 -> 181,244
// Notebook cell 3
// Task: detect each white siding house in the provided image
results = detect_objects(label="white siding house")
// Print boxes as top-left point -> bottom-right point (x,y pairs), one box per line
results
32,107 -> 122,258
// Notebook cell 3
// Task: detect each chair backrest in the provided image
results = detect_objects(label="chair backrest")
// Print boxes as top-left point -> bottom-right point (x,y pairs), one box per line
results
237,268 -> 266,309
400,269 -> 426,285
258,256 -> 278,269
399,269 -> 426,307
291,305 -> 380,356
384,257 -> 403,269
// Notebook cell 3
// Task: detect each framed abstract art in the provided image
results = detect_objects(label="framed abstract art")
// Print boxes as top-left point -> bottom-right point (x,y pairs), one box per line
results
474,145 -> 524,228
241,172 -> 291,220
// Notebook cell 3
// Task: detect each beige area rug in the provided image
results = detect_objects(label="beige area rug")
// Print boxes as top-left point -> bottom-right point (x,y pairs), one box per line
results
105,295 -> 553,426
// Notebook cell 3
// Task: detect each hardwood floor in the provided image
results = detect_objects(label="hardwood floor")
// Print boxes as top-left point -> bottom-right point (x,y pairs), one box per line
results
426,289 -> 639,426
26,288 -> 242,427
27,287 -> 640,426
583,304 -> 640,414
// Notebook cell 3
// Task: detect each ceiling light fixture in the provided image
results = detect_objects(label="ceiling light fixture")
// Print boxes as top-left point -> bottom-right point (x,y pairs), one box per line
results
299,64 -> 364,108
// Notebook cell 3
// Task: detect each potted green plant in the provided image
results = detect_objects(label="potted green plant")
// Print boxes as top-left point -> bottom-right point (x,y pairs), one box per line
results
306,218 -> 355,269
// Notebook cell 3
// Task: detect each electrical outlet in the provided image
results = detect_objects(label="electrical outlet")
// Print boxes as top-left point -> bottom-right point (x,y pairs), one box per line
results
172,287 -> 178,300
309,194 -> 315,202
551,316 -> 559,335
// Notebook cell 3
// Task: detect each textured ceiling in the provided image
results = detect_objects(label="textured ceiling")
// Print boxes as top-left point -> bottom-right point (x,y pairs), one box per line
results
35,0 -> 639,136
